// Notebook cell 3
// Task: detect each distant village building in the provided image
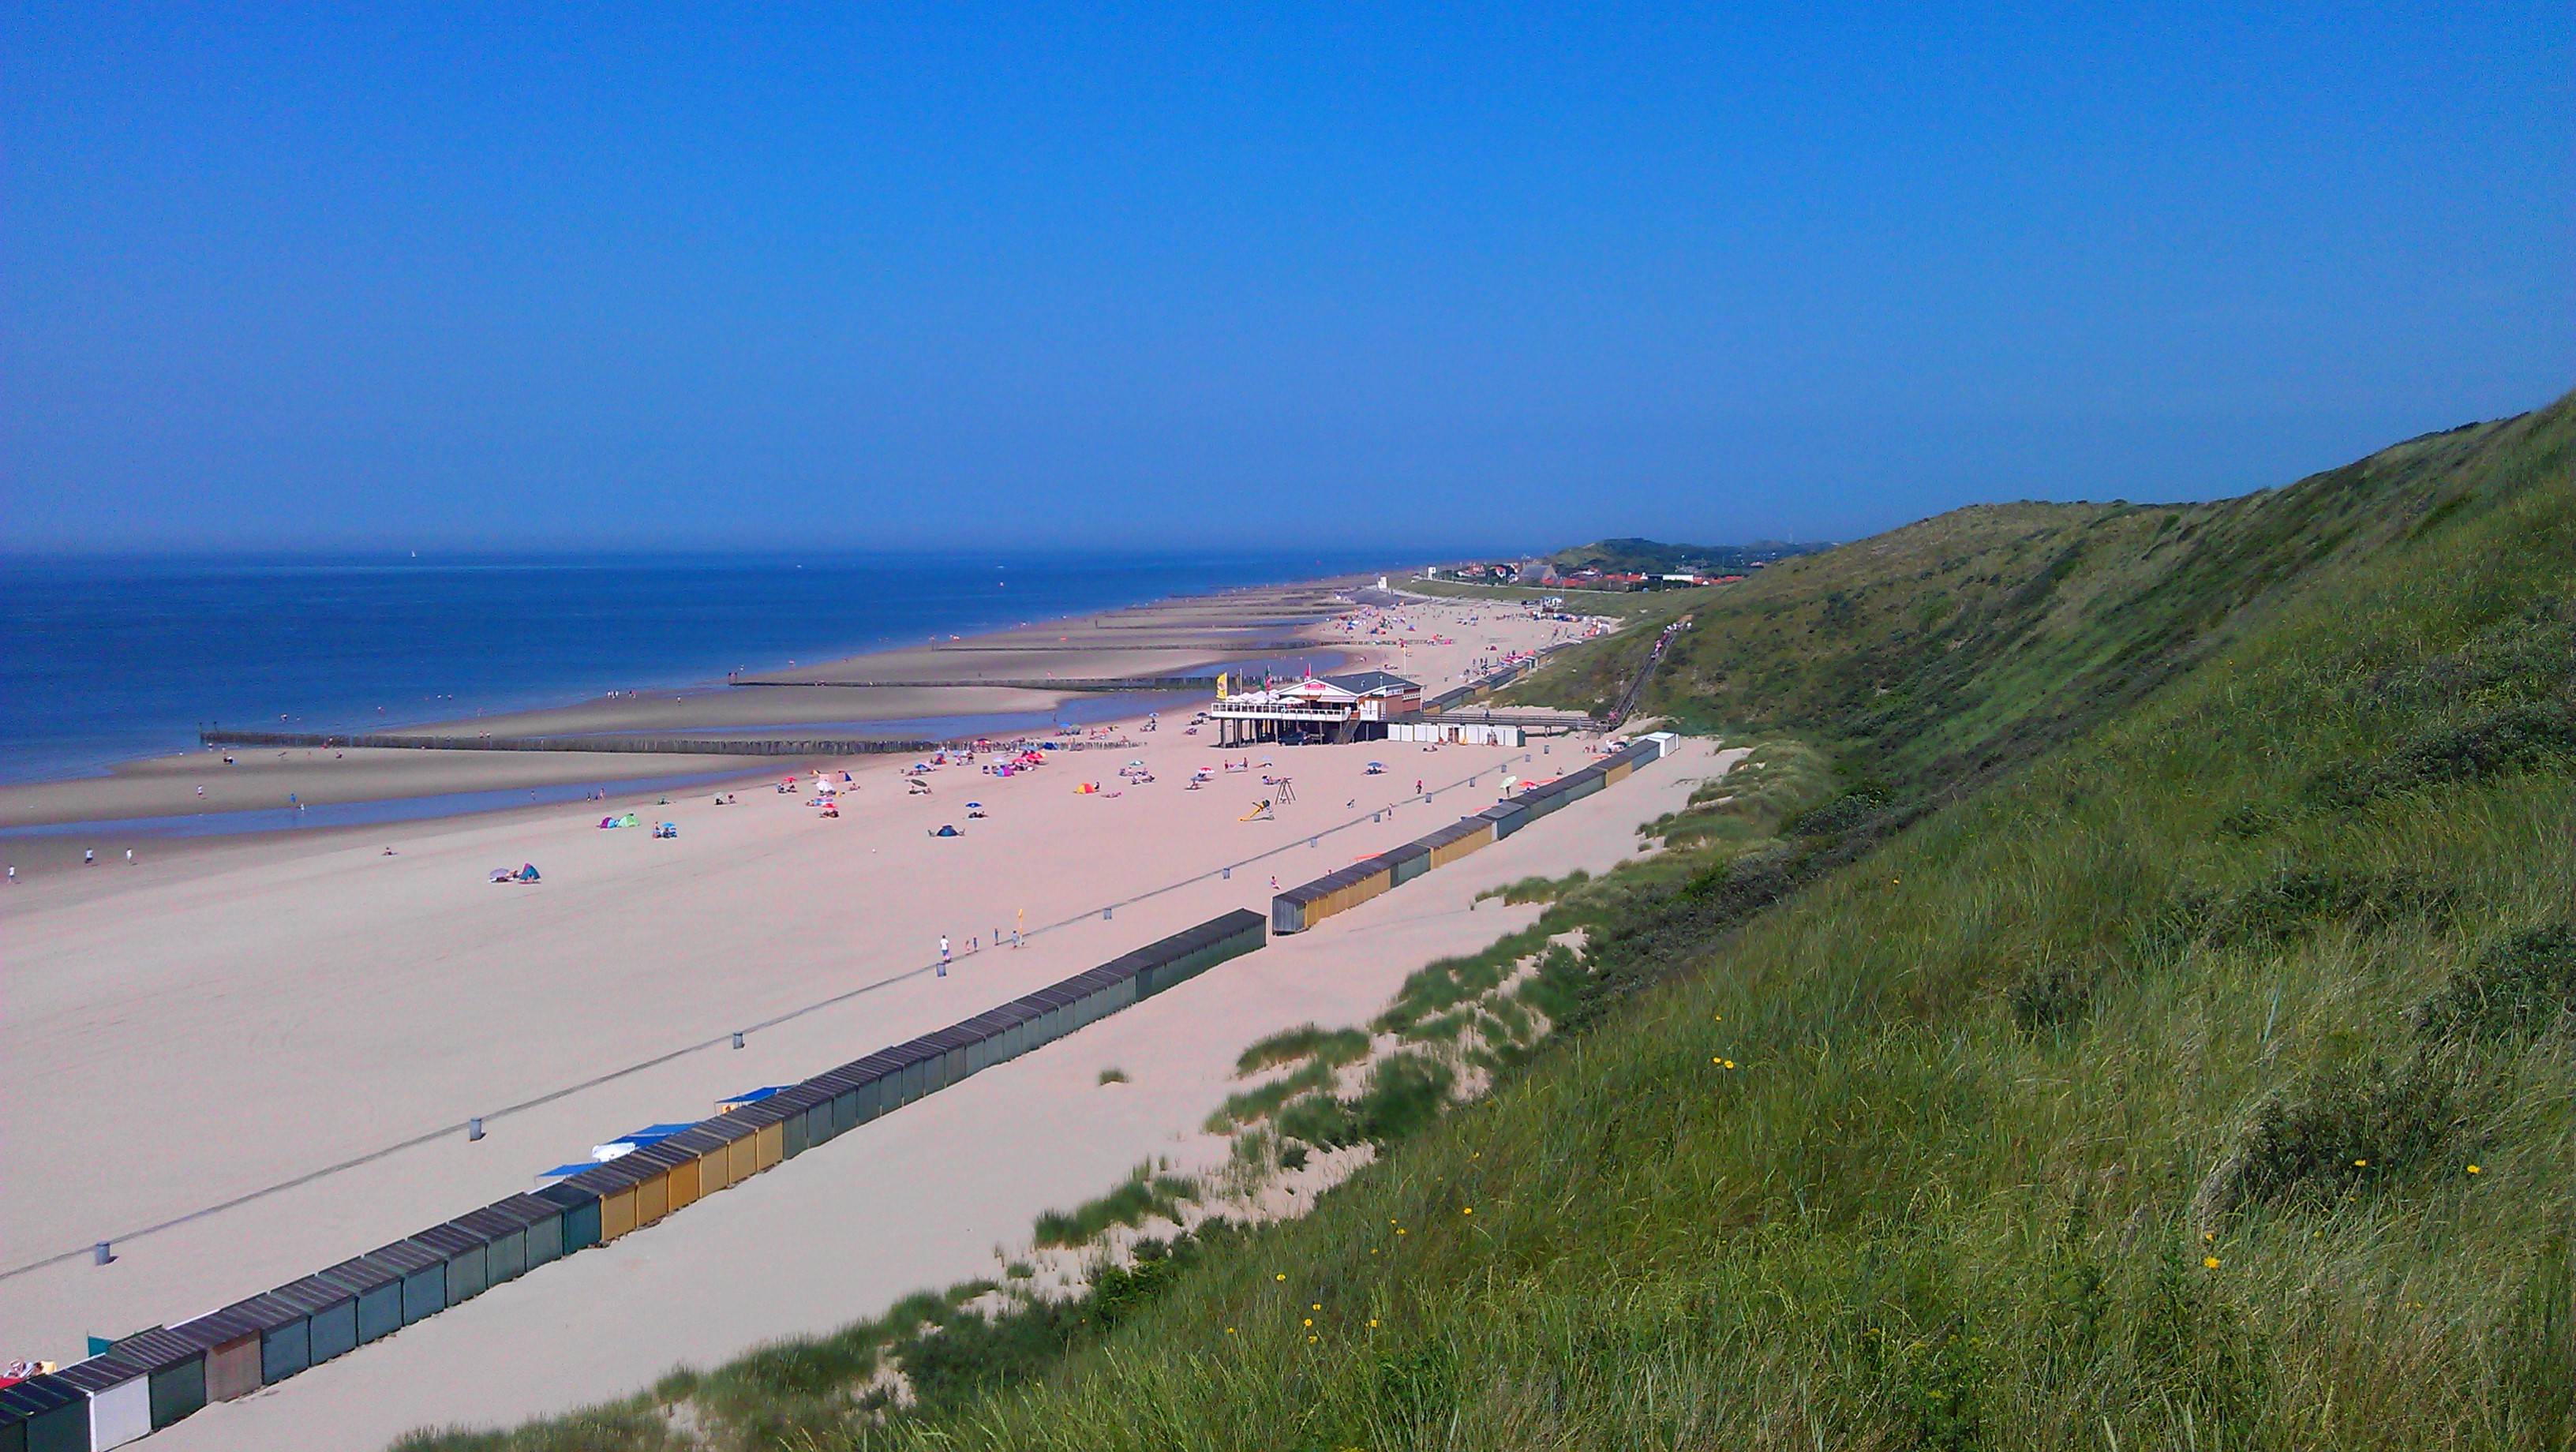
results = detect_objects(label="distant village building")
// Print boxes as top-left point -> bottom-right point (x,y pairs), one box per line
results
1209,671 -> 1421,745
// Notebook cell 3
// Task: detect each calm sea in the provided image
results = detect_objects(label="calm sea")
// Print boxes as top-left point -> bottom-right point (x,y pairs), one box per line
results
0,549 -> 1412,785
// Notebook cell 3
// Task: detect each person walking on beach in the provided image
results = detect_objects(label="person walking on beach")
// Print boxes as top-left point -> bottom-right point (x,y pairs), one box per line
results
938,935 -> 950,975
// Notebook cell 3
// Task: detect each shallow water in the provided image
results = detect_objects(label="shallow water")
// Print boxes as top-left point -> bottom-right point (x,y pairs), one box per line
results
0,550 -> 1406,784
0,771 -> 755,840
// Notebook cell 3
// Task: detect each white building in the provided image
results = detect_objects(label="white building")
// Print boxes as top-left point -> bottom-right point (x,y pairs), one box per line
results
1208,672 -> 1422,745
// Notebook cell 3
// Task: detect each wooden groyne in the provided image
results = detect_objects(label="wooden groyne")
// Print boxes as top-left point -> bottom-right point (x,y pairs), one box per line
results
197,730 -> 1139,758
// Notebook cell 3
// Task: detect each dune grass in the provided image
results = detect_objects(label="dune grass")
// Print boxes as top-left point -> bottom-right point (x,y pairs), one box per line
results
1231,1024 -> 1372,1076
395,399 -> 2576,1450
1032,1163 -> 1200,1248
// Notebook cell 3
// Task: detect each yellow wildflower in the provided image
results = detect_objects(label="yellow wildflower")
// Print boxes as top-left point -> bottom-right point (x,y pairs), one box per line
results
2468,1164 -> 2482,1174
1275,1273 -> 1287,1282
2205,1256 -> 2221,1270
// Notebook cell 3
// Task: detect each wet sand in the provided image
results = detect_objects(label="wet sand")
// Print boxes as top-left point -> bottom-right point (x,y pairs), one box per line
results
0,582 -> 1368,850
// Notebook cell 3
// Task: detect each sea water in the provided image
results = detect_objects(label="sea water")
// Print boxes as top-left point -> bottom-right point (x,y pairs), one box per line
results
0,549 -> 1410,785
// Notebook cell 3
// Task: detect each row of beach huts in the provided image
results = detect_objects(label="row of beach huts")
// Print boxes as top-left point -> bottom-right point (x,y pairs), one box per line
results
2,734 -> 1672,1452
1273,733 -> 1671,933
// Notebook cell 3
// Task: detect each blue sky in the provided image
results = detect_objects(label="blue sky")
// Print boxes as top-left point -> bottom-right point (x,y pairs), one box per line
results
4,5 -> 2568,552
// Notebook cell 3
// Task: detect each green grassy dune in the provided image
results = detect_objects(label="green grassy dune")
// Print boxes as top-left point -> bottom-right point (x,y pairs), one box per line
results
402,395 -> 2576,1450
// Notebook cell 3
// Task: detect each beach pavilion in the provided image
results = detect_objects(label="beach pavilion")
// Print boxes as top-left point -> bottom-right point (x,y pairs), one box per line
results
1208,671 -> 1421,745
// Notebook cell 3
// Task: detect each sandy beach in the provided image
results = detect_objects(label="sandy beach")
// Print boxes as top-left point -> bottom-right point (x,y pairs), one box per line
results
0,582 -> 1601,865
0,586 -> 1634,1431
78,733 -> 1731,1451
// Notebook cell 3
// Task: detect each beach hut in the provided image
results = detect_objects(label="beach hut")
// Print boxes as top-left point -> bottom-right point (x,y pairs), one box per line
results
76,1329 -> 205,1435
1034,982 -> 1088,1044
1082,911 -> 1260,995
762,1083 -> 825,1159
653,1125 -> 728,1200
859,1050 -> 912,1114
698,1117 -> 752,1189
742,1098 -> 791,1173
957,1009 -> 1013,1075
409,1222 -> 489,1306
815,1058 -> 894,1137
1380,839 -> 1434,886
362,1238 -> 450,1326
1419,815 -> 1496,867
793,1072 -> 851,1150
559,1160 -> 646,1243
316,1255 -> 406,1345
1,1372 -> 89,1452
1028,982 -> 1082,1043
102,1326 -> 207,1433
619,1145 -> 676,1228
1272,859 -> 1394,934
650,1134 -> 710,1207
1129,910 -> 1265,996
51,1356 -> 150,1450
530,1181 -> 602,1257
691,1108 -> 762,1189
919,1025 -> 982,1094
871,1043 -> 921,1110
259,1273 -> 360,1374
167,1305 -> 262,1405
1515,780 -> 1567,818
438,1192 -> 564,1279
972,1006 -> 1019,1072
1478,801 -> 1530,840
1088,964 -> 1135,1022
